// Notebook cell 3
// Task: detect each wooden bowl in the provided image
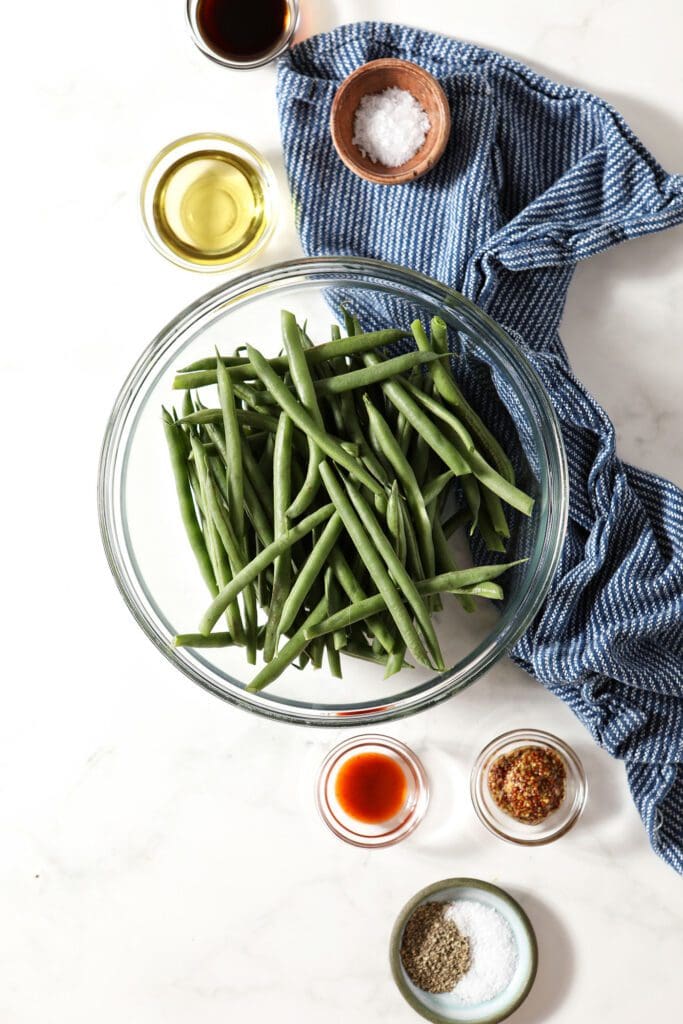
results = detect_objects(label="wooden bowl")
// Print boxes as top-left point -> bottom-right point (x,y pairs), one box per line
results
330,58 -> 451,185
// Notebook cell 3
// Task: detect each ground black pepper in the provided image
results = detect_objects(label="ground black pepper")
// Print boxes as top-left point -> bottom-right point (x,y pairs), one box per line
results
400,901 -> 471,993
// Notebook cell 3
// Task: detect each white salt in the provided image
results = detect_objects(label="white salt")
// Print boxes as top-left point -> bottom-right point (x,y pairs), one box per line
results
352,87 -> 431,167
444,900 -> 518,1004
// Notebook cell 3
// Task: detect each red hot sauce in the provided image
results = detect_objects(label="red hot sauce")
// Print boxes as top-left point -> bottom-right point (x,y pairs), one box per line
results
335,752 -> 408,824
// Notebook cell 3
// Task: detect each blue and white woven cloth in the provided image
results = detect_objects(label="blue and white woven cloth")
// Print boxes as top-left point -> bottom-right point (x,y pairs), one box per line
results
277,22 -> 683,871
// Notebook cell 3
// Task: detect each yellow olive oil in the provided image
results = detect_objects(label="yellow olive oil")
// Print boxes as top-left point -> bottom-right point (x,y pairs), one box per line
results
152,150 -> 266,266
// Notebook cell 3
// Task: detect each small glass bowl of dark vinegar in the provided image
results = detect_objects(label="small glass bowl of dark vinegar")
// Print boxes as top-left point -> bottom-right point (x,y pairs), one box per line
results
187,0 -> 300,69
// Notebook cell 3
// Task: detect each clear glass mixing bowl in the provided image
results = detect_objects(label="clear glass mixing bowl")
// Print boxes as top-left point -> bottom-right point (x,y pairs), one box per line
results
98,257 -> 567,726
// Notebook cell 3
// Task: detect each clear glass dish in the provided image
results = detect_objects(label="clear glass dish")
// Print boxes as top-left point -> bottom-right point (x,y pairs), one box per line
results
470,728 -> 587,845
316,734 -> 429,848
98,257 -> 568,726
140,133 -> 277,272
186,0 -> 299,70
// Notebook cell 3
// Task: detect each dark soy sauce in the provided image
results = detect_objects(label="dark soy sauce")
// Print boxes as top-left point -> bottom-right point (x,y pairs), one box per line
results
197,0 -> 290,63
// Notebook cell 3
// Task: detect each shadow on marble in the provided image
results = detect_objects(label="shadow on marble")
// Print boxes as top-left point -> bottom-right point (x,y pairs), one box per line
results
410,743 -> 468,855
576,743 -> 645,854
506,890 -> 575,1023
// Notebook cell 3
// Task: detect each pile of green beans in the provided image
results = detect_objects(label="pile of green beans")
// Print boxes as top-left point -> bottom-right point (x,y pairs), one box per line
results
164,310 -> 533,691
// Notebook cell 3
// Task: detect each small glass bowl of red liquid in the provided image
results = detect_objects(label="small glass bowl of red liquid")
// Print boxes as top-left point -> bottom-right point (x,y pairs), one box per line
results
316,735 -> 429,848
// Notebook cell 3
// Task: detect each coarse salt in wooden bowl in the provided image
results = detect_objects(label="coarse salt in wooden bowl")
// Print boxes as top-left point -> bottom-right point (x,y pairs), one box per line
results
330,58 -> 451,185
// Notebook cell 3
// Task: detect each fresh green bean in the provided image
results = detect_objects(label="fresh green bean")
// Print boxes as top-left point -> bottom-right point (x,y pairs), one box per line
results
278,524 -> 342,643
322,567 -> 343,675
277,513 -> 343,637
432,518 -> 476,614
173,632 -> 234,648
309,636 -> 325,669
179,408 -> 280,433
162,409 -> 218,596
325,571 -> 347,652
246,345 -> 384,498
461,474 -> 481,533
405,376 -> 533,516
181,389 -> 194,421
199,503 -> 336,635
198,450 -> 259,661
363,352 -> 470,478
364,395 -> 436,579
242,473 -> 274,546
476,502 -> 508,553
304,569 -> 516,641
423,469 -> 455,508
383,641 -> 407,680
482,486 -> 510,540
173,328 -> 408,388
428,317 -> 516,485
386,481 -> 407,564
313,350 -> 447,396
241,434 -> 274,519
205,426 -> 274,548
263,413 -> 294,662
319,463 -> 432,667
246,596 -> 328,692
343,478 -> 444,671
190,434 -> 245,644
282,310 -> 326,518
215,349 -> 244,540
328,549 -> 398,656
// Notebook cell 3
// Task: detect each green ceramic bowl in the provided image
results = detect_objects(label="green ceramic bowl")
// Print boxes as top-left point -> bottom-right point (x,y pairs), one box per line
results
390,878 -> 538,1024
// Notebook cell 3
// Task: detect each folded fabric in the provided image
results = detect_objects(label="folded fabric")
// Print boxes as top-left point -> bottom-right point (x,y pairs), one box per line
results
277,22 -> 683,872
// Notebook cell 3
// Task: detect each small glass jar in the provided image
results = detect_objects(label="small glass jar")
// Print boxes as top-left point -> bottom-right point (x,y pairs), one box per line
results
316,735 -> 429,848
186,0 -> 300,70
470,728 -> 587,846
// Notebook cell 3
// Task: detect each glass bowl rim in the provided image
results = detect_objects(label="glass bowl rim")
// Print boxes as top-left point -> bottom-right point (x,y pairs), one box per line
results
98,256 -> 568,726
186,0 -> 300,70
470,727 -> 588,846
315,733 -> 430,848
139,132 -> 278,272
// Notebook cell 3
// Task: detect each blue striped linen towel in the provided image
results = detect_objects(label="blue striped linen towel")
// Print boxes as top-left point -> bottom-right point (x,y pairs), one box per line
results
276,22 -> 683,872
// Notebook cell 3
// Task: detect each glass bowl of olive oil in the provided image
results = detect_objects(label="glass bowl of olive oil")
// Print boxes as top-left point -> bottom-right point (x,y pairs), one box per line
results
140,133 -> 277,272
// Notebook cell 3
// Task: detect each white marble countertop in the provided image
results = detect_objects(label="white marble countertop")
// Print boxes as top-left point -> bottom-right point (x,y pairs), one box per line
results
3,1 -> 681,1021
